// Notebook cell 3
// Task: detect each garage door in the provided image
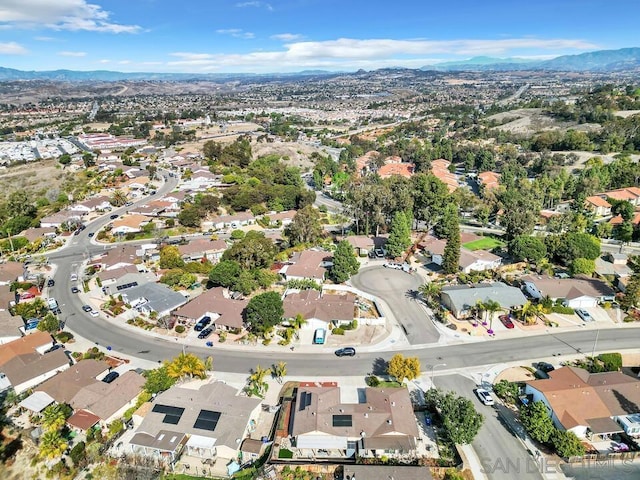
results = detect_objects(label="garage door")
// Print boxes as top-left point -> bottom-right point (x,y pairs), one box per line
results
566,297 -> 597,309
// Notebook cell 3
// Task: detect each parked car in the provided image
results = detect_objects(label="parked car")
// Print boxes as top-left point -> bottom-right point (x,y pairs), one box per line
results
384,262 -> 403,270
575,308 -> 594,322
374,248 -> 385,258
70,274 -> 78,281
499,314 -> 514,329
88,232 -> 94,238
335,347 -> 356,357
110,214 -> 119,219
194,316 -> 211,332
475,388 -> 495,406
47,279 -> 55,287
45,344 -> 64,354
81,305 -> 92,312
102,371 -> 119,383
198,328 -> 213,339
536,362 -> 555,373
89,310 -> 99,317
71,286 -> 80,294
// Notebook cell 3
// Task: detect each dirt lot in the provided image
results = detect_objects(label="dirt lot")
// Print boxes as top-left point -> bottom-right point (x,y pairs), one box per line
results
487,108 -> 600,136
0,158 -> 75,202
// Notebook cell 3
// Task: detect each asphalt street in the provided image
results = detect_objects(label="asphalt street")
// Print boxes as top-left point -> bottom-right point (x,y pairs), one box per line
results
350,265 -> 440,344
435,374 -> 543,480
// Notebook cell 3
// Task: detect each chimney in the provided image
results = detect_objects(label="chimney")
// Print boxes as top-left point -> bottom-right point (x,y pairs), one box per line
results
364,413 -> 368,418
391,401 -> 396,407
387,419 -> 392,425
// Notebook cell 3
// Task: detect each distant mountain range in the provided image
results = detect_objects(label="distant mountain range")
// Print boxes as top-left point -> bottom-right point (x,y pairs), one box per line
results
424,47 -> 640,72
0,47 -> 639,81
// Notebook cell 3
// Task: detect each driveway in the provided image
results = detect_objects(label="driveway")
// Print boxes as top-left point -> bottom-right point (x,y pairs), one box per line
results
434,374 -> 543,480
350,265 -> 440,344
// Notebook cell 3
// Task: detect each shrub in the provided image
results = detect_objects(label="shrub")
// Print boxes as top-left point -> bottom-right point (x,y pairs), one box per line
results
332,327 -> 345,335
174,325 -> 185,334
624,315 -> 636,323
55,331 -> 74,343
551,305 -> 575,314
597,352 -> 622,372
366,375 -> 380,387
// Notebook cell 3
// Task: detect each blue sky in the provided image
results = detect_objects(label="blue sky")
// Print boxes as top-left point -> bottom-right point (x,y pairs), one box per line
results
0,0 -> 637,73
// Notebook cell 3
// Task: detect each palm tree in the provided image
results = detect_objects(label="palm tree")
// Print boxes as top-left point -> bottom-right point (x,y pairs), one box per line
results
204,356 -> 214,372
42,404 -> 67,432
110,190 -> 128,207
272,361 -> 287,384
292,314 -> 306,331
39,430 -> 68,460
248,364 -> 270,397
166,352 -> 207,380
419,282 -> 442,305
475,300 -> 486,324
483,299 -> 501,333
517,301 -> 544,325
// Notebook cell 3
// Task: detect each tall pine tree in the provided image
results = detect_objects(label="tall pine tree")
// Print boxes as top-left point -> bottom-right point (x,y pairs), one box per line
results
442,204 -> 460,274
385,211 -> 412,258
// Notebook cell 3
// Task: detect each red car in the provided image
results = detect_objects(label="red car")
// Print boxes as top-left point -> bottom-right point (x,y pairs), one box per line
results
499,314 -> 515,329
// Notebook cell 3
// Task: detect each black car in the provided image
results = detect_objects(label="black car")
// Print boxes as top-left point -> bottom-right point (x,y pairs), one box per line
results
537,362 -> 555,373
82,305 -> 92,312
110,214 -> 119,219
194,316 -> 211,332
45,344 -> 64,354
198,328 -> 213,339
88,232 -> 94,237
335,347 -> 356,357
71,286 -> 80,293
47,279 -> 55,287
102,371 -> 119,383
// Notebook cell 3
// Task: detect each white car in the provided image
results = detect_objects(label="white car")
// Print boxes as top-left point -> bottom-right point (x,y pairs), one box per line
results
89,310 -> 99,317
575,309 -> 593,322
475,388 -> 495,406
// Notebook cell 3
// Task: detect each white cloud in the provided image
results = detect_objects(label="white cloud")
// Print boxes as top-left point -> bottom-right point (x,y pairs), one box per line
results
216,28 -> 254,39
236,1 -> 273,11
98,58 -> 110,63
57,50 -> 86,57
34,35 -> 57,41
271,33 -> 303,42
0,41 -> 28,54
167,37 -> 598,72
0,0 -> 141,33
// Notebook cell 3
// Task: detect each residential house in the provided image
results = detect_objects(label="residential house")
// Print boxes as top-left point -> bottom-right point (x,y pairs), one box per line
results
440,282 -> 527,319
283,290 -> 356,330
172,287 -> 248,331
377,162 -> 415,179
96,264 -> 140,286
477,171 -> 501,191
419,235 -> 501,273
103,272 -> 158,296
91,245 -> 139,271
123,176 -> 150,191
0,331 -> 70,394
40,210 -> 81,228
129,201 -> 168,217
262,210 -> 297,228
111,214 -> 152,235
19,227 -> 57,244
0,284 -> 15,310
280,250 -> 333,282
0,309 -> 25,344
289,385 -> 419,460
343,465 -> 433,480
0,261 -> 24,285
355,151 -> 380,177
37,359 -> 145,425
343,235 -> 386,257
609,212 -> 640,227
129,381 -> 261,465
521,275 -> 615,308
69,195 -> 112,215
239,438 -> 266,465
120,283 -> 188,318
430,159 -> 458,193
177,238 -> 227,262
524,366 -> 640,439
604,187 -> 640,207
211,211 -> 256,230
585,196 -> 612,217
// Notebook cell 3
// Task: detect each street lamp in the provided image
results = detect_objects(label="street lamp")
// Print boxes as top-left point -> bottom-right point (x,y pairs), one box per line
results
430,363 -> 447,389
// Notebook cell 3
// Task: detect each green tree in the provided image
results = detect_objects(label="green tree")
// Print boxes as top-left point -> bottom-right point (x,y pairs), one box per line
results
13,297 -> 48,319
492,380 -> 520,405
208,260 -> 242,288
614,221 -> 634,243
509,235 -> 547,263
247,364 -> 270,398
222,231 -> 277,270
69,441 -> 86,467
330,240 -> 360,283
286,205 -> 323,246
411,173 -> 450,230
37,312 -> 61,333
166,352 -> 207,380
109,190 -> 128,207
42,403 -> 71,432
427,389 -> 484,445
143,365 -> 176,394
159,245 -> 185,269
387,353 -> 421,382
570,257 -> 596,276
549,232 -> 601,265
177,205 -> 202,228
58,153 -> 71,165
551,429 -> 586,458
520,401 -> 555,443
246,291 -> 284,335
272,361 -> 287,383
385,211 -> 412,258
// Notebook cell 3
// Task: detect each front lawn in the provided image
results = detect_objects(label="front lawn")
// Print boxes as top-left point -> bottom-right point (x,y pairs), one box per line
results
463,237 -> 505,251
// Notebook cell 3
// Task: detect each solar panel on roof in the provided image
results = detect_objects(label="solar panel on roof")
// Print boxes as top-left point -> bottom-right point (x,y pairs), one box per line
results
332,414 -> 353,427
152,404 -> 185,424
193,409 -> 221,431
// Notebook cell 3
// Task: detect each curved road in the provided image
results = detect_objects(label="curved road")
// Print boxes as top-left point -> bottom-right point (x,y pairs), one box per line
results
42,172 -> 640,376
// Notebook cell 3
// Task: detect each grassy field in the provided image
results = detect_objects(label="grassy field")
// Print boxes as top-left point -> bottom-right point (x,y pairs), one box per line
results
463,237 -> 505,251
